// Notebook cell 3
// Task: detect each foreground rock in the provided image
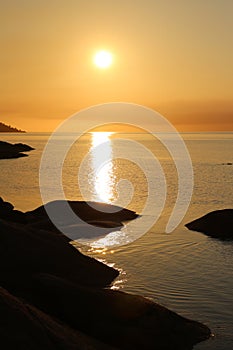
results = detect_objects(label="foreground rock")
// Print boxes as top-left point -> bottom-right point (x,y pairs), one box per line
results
0,140 -> 34,159
0,198 -> 211,349
0,287 -> 114,350
0,197 -> 27,223
0,219 -> 118,288
185,209 -> 233,240
4,272 -> 210,350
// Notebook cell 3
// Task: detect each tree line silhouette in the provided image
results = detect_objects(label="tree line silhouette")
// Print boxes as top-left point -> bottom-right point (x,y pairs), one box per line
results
0,122 -> 25,133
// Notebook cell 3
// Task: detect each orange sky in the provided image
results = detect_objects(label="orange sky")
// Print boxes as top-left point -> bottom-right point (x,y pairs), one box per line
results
0,1 -> 233,132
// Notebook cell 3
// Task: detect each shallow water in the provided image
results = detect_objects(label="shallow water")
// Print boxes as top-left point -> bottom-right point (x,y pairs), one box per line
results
0,132 -> 233,349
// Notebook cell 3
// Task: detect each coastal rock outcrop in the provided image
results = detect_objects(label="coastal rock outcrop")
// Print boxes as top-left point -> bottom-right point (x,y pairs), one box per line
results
0,287 -> 114,350
0,198 -> 211,349
26,200 -> 138,225
6,272 -> 210,350
0,140 -> 34,159
0,218 -> 118,288
185,209 -> 233,239
25,200 -> 139,239
0,197 -> 139,235
0,197 -> 139,232
0,197 -> 26,223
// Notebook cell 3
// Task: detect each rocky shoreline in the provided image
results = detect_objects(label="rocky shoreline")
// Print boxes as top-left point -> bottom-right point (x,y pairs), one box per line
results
0,198 -> 211,349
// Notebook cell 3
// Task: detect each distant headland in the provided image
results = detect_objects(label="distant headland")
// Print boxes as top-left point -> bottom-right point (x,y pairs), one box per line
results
0,122 -> 25,133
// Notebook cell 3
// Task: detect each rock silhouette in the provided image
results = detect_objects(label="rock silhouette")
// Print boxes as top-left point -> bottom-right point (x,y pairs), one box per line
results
25,200 -> 139,240
185,209 -> 233,240
0,287 -> 113,350
0,218 -> 118,288
0,197 -> 27,223
0,198 -> 211,349
0,140 -> 34,159
0,197 -> 139,235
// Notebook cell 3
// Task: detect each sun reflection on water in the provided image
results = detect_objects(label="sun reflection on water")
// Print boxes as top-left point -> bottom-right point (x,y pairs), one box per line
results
88,132 -> 134,248
90,132 -> 115,203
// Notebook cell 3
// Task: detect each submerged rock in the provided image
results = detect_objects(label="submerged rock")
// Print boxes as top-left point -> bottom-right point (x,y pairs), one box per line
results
0,140 -> 34,159
185,209 -> 233,240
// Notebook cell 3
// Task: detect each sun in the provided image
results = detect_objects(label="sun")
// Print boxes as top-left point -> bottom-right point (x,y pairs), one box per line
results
94,50 -> 113,69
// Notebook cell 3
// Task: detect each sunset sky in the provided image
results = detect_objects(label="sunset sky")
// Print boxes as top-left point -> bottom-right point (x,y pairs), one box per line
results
0,0 -> 233,131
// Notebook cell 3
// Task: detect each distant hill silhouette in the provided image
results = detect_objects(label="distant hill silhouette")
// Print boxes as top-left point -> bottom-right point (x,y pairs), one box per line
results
0,122 -> 25,133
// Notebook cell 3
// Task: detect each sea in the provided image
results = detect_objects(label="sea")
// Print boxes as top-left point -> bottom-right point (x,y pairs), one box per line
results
0,131 -> 233,350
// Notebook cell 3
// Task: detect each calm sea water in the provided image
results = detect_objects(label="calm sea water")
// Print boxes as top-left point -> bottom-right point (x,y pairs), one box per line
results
0,132 -> 233,349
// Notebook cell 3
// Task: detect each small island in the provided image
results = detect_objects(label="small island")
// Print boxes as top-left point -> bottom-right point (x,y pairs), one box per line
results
0,141 -> 34,159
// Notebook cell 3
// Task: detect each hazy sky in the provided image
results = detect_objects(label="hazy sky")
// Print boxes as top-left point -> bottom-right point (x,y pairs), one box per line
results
0,0 -> 233,131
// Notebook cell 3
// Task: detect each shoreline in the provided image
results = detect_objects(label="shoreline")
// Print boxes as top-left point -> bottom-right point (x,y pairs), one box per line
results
0,197 -> 211,349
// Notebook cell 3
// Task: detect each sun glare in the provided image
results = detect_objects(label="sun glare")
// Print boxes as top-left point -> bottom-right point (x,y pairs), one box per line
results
90,132 -> 114,203
94,50 -> 113,69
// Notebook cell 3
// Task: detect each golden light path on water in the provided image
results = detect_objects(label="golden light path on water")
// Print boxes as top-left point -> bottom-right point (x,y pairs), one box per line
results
88,132 -> 127,249
90,132 -> 115,203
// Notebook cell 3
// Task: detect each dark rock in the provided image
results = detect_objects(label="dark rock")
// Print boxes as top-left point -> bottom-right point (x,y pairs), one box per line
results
0,197 -> 14,213
0,151 -> 27,159
0,140 -> 34,159
185,209 -> 233,239
0,219 -> 119,288
26,200 -> 138,224
24,200 -> 139,240
1,197 -> 139,237
0,198 -> 211,349
6,273 -> 211,350
0,287 -> 114,350
13,142 -> 34,152
0,197 -> 28,223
